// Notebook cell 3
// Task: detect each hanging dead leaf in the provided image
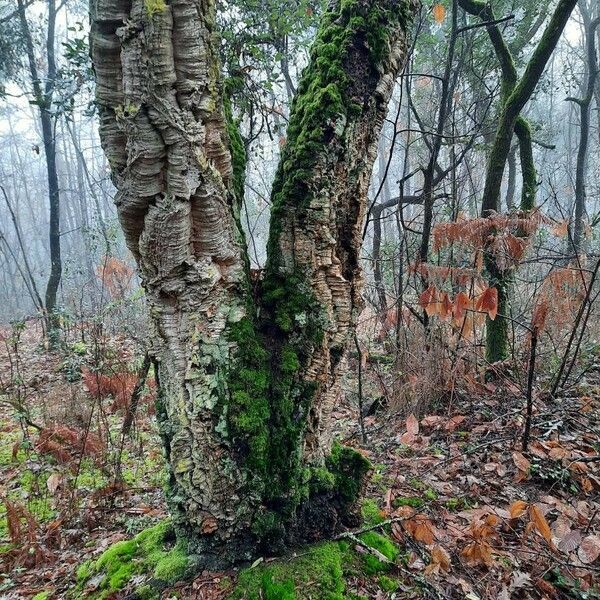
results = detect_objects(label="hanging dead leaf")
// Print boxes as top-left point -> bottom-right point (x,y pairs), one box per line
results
419,285 -> 440,316
532,300 -> 549,332
475,287 -> 498,320
440,292 -> 453,320
432,3 -> 446,23
452,291 -> 470,323
552,219 -> 569,238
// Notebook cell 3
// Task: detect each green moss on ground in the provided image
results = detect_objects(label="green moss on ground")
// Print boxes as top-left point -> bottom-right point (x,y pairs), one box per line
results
75,520 -> 189,599
360,499 -> 385,526
74,501 -> 407,599
229,527 -> 402,599
358,531 -> 400,575
229,542 -> 347,600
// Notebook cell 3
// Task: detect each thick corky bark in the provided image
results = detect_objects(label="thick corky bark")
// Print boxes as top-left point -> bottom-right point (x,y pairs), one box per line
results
91,0 -> 414,567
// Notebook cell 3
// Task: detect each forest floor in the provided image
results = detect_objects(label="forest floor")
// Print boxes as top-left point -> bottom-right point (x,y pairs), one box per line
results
0,322 -> 599,599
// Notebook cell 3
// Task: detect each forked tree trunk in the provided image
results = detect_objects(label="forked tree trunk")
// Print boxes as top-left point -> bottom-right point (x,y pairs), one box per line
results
91,0 -> 414,567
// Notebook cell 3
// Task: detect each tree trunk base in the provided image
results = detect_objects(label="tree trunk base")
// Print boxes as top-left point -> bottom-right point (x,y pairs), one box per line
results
174,442 -> 371,569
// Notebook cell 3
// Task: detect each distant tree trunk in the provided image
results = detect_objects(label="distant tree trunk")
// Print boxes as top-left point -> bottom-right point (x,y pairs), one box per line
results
0,185 -> 44,312
569,8 -> 599,254
91,0 -> 414,566
418,0 -> 458,269
459,0 -> 577,363
17,0 -> 62,344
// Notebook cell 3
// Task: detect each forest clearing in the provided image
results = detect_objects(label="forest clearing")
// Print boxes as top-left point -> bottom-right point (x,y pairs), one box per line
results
1,0 -> 600,597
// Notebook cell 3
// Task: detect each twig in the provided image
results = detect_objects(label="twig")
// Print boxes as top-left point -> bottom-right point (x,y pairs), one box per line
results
522,327 -> 538,451
121,351 -> 151,436
354,334 -> 367,444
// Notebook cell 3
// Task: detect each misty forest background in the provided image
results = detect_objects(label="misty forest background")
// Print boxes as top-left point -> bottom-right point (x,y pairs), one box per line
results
1,0 -> 600,598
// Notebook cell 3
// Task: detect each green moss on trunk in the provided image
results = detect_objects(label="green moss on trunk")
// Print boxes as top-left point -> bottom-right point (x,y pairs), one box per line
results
219,0 -> 411,552
484,256 -> 510,364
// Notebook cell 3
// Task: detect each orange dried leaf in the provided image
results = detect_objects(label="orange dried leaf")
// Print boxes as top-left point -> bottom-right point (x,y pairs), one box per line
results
552,220 -> 569,238
414,521 -> 435,545
433,3 -> 446,23
405,514 -> 435,545
419,285 -> 434,306
461,541 -> 494,567
440,292 -> 453,320
529,504 -> 553,546
532,300 -> 549,332
452,291 -> 470,322
476,287 -> 498,320
430,545 -> 451,572
509,500 -> 528,519
512,451 -> 531,474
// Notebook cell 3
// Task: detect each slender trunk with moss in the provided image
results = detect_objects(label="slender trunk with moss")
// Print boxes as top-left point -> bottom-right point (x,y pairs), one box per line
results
569,10 -> 600,254
91,0 -> 414,567
459,0 -> 576,363
17,0 -> 62,343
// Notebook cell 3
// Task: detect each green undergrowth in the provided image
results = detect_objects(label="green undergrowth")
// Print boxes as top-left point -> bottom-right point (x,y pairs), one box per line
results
75,520 -> 190,599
